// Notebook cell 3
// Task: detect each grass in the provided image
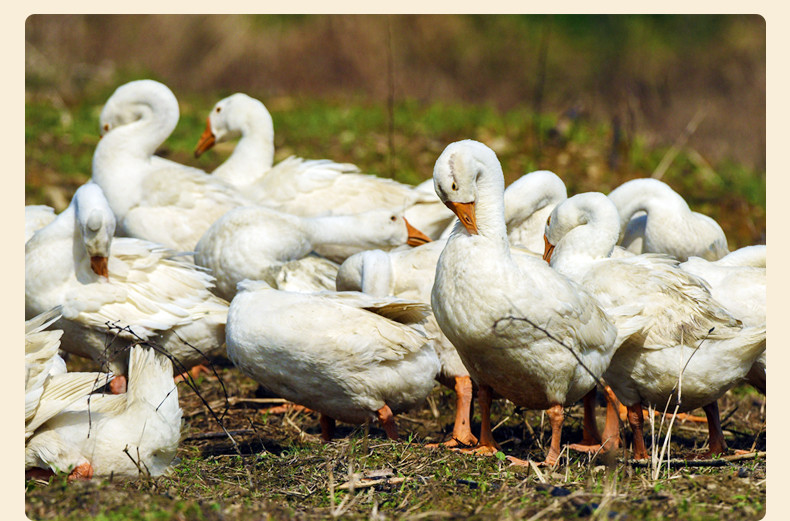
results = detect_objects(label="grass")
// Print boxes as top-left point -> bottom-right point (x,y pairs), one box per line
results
25,359 -> 766,521
25,87 -> 765,249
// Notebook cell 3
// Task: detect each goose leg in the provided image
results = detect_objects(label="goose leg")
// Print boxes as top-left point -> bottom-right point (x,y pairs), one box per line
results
568,388 -> 602,451
543,404 -> 565,466
618,400 -> 706,424
700,401 -> 728,458
456,383 -> 500,456
510,404 -> 566,467
626,402 -> 649,460
569,386 -> 621,453
320,414 -> 336,442
427,375 -> 478,448
377,404 -> 399,440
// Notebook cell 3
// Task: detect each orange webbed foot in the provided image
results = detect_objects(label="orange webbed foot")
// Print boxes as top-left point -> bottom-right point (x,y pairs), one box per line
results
174,364 -> 211,384
67,462 -> 93,482
109,376 -> 127,394
261,403 -> 314,415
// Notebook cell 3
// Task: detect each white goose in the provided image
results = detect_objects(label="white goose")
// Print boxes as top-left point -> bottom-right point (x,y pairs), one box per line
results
193,93 -> 454,238
544,192 -> 766,459
430,140 -> 619,466
195,205 -> 431,300
225,280 -> 441,441
26,345 -> 182,480
25,205 -> 56,243
680,248 -> 766,393
607,178 -> 729,261
92,79 -> 247,252
25,183 -> 228,393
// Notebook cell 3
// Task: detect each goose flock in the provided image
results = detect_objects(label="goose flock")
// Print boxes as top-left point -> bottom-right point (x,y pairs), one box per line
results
25,79 -> 766,480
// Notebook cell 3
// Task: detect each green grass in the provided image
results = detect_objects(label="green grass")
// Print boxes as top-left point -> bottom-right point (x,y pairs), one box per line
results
26,89 -> 766,252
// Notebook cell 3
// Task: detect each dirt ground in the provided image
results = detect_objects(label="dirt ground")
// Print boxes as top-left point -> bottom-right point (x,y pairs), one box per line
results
25,352 -> 766,521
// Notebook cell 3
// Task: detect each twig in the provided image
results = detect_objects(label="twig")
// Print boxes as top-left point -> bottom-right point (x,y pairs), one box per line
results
627,451 -> 766,468
652,106 -> 708,180
183,429 -> 257,441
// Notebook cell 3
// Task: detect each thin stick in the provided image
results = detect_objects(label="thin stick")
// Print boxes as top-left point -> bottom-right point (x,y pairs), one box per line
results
652,106 -> 708,180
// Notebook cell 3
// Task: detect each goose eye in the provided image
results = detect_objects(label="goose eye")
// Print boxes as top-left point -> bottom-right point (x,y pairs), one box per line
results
103,124 -> 109,132
546,215 -> 552,226
390,215 -> 397,222
216,107 -> 222,113
451,182 -> 458,191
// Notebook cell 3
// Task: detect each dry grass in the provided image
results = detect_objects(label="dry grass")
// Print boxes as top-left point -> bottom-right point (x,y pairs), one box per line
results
26,354 -> 766,521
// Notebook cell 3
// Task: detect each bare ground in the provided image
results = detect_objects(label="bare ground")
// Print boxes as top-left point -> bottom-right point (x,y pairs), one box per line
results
25,354 -> 766,521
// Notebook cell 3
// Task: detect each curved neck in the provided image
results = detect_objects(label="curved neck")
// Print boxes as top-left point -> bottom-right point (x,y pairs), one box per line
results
609,181 -> 690,233
213,128 -> 275,186
551,201 -> 620,278
213,102 -> 276,187
474,164 -> 509,246
91,105 -> 175,218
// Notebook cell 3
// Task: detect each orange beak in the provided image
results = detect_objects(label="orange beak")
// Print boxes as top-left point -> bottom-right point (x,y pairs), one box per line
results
404,218 -> 432,246
90,256 -> 109,278
194,117 -> 216,158
445,201 -> 478,235
542,234 -> 555,263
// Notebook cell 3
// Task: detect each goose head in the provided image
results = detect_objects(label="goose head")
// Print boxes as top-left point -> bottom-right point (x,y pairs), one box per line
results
73,183 -> 116,278
97,79 -> 180,155
357,210 -> 431,248
194,93 -> 275,157
544,192 -> 620,265
433,140 -> 506,239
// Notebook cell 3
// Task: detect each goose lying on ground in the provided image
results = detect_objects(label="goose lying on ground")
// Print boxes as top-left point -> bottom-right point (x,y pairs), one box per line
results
545,192 -> 766,459
25,183 -> 228,393
430,140 -> 620,466
225,280 -> 440,441
26,345 -> 182,480
194,92 -> 454,238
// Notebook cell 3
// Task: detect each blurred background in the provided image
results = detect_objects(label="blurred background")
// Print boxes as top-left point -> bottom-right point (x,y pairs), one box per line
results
25,14 -> 766,247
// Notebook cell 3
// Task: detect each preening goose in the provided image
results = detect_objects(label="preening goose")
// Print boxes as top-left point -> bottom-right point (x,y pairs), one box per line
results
194,93 -> 454,238
26,345 -> 182,480
225,280 -> 440,441
92,79 -> 247,252
545,192 -> 766,459
607,178 -> 729,261
430,140 -> 619,466
195,205 -> 431,300
25,183 -> 228,392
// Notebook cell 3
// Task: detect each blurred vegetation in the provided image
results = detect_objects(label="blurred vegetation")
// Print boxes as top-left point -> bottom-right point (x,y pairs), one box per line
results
25,14 -> 765,247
